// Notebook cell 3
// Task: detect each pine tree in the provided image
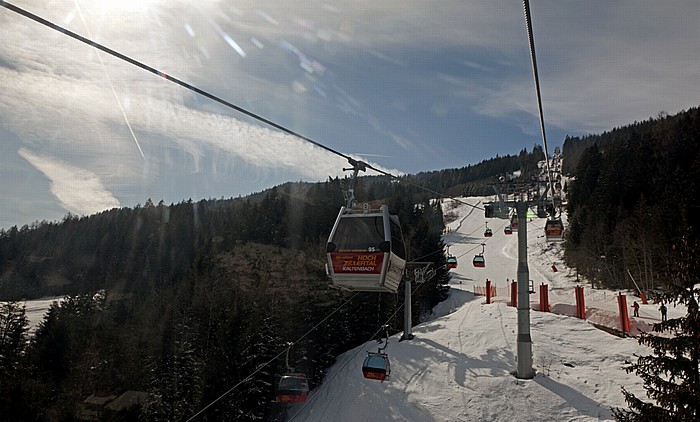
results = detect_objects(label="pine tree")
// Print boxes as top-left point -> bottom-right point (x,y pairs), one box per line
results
0,301 -> 29,372
0,301 -> 31,418
614,287 -> 700,421
144,316 -> 203,421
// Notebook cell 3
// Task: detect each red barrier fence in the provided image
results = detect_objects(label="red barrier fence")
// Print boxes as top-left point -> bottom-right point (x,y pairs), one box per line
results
617,293 -> 630,334
473,285 -> 497,296
474,281 -> 497,300
575,286 -> 586,319
539,283 -> 550,312
469,280 -> 647,338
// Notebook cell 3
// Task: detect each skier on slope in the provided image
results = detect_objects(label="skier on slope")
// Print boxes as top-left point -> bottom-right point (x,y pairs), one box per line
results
632,301 -> 640,317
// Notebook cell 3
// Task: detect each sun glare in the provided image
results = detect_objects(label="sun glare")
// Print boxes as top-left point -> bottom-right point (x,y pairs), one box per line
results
88,0 -> 155,14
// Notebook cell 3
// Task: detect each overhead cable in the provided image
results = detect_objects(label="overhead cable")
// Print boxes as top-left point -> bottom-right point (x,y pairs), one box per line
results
185,291 -> 360,420
288,278 -> 433,421
0,0 -> 483,211
522,0 -> 556,210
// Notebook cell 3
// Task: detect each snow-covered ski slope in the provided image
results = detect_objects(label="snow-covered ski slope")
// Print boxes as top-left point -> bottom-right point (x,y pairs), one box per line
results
291,197 -> 673,422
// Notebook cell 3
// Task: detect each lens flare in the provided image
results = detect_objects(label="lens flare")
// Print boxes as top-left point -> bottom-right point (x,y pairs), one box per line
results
88,0 -> 155,14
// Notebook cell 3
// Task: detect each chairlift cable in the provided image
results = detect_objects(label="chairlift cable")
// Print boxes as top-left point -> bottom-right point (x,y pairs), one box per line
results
185,291 -> 360,421
410,248 -> 445,263
0,1 -> 484,212
447,218 -> 507,261
0,1 -> 344,160
185,345 -> 289,421
288,279 -> 433,421
522,0 -> 556,213
454,244 -> 482,260
2,2 -> 523,415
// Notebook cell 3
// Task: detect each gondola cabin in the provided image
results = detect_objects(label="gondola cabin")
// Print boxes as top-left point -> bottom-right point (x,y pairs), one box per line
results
544,218 -> 564,242
414,268 -> 425,283
446,256 -> 458,269
504,225 -> 513,235
276,374 -> 309,403
326,205 -> 407,293
484,228 -> 493,237
362,352 -> 390,381
510,214 -> 519,231
484,202 -> 510,219
473,255 -> 485,268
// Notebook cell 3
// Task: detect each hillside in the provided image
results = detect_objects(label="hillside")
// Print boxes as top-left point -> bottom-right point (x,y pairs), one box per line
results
3,112 -> 699,419
0,147 -> 546,301
288,197 -> 669,421
562,107 -> 700,293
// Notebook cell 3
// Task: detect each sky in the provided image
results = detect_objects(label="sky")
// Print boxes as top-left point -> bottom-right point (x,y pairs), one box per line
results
1,1 -> 700,229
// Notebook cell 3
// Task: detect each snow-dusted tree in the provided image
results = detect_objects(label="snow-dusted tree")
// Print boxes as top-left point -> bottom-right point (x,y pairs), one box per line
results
144,316 -> 203,421
0,301 -> 30,418
0,301 -> 29,372
614,286 -> 700,421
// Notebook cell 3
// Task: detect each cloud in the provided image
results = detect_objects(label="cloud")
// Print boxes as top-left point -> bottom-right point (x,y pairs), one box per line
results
505,1 -> 700,135
2,0 -> 699,216
0,5 -> 400,206
18,148 -> 120,216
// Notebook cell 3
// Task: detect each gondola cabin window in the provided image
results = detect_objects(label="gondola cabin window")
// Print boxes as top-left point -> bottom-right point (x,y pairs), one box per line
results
389,219 -> 406,259
330,216 -> 385,252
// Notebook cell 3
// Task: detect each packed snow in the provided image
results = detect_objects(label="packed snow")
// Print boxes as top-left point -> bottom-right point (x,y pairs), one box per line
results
16,296 -> 63,336
288,197 -> 682,422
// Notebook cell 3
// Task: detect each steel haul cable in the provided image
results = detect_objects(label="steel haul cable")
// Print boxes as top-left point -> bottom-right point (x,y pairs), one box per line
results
522,0 -> 556,212
184,291 -> 360,421
0,0 -> 484,212
287,276 -> 434,421
0,2 -> 510,417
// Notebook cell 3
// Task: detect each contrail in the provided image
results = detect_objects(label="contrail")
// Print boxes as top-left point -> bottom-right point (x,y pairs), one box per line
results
73,0 -> 145,159
349,153 -> 394,158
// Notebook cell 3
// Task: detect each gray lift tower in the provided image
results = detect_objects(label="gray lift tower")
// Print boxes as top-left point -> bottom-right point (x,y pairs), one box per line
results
485,186 -> 543,379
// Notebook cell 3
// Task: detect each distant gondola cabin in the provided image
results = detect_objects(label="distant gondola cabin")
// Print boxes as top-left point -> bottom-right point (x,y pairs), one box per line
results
362,353 -> 390,381
544,219 -> 564,242
276,374 -> 309,403
473,255 -> 485,268
446,256 -> 458,269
